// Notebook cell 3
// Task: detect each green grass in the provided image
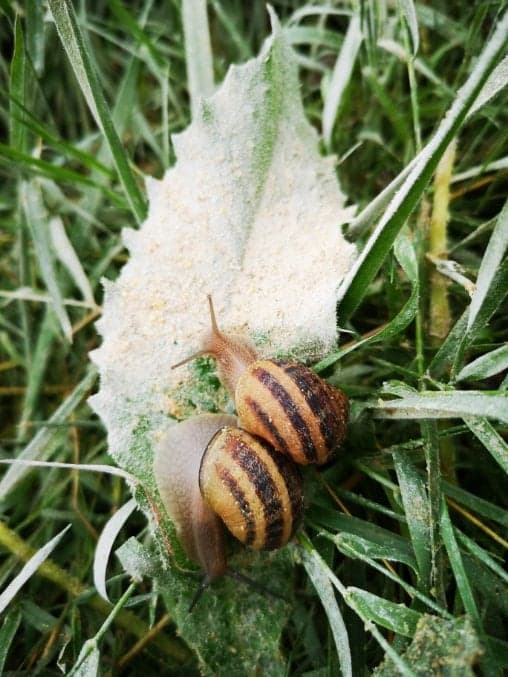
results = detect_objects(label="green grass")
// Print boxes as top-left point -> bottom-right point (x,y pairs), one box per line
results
1,1 -> 507,675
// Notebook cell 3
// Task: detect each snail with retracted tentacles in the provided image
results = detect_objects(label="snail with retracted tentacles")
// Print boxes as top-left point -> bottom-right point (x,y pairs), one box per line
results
153,297 -> 349,599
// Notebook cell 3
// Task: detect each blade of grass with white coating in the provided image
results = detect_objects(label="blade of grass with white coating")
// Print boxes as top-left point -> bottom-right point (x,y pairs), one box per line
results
301,541 -> 416,676
398,0 -> 419,54
300,546 -> 352,677
457,344 -> 508,382
322,14 -> 363,148
330,532 -> 452,618
21,180 -> 72,341
456,530 -> 508,585
316,231 -> 418,371
94,498 -> 137,603
374,391 -> 508,425
462,416 -> 508,474
0,610 -> 22,674
0,525 -> 71,614
0,366 -> 97,498
468,198 -> 508,333
346,587 -> 420,637
182,0 -> 214,119
47,0 -> 146,224
337,11 -> 508,323
49,216 -> 96,307
393,451 -> 431,590
438,500 -> 502,677
468,54 -> 508,117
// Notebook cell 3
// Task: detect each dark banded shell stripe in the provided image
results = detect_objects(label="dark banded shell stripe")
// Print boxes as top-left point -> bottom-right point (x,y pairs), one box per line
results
244,396 -> 291,456
217,465 -> 256,547
261,442 -> 304,539
253,367 -> 317,463
226,434 -> 285,550
279,360 -> 343,454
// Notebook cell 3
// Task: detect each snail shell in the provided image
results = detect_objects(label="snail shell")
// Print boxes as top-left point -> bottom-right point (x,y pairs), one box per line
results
235,358 -> 349,465
200,426 -> 304,550
153,413 -> 237,582
174,297 -> 350,466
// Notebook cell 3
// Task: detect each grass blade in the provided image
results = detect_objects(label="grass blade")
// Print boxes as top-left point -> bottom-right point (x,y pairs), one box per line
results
93,498 -> 137,603
346,587 -> 420,637
393,451 -> 431,589
398,0 -> 420,54
10,14 -> 28,154
467,198 -> 508,333
463,416 -> 508,474
301,547 -> 352,677
21,180 -> 72,341
0,525 -> 71,614
47,0 -> 146,224
0,366 -> 97,498
182,0 -> 215,118
0,609 -> 22,674
337,11 -> 508,323
49,216 -> 96,307
322,14 -> 363,148
457,343 -> 508,382
374,391 -> 508,424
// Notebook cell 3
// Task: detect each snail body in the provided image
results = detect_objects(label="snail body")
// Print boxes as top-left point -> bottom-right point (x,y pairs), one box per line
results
174,296 -> 349,466
154,414 -> 304,582
153,413 -> 236,582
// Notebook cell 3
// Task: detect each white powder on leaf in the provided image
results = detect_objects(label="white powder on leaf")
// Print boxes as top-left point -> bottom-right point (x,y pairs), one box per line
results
89,22 -> 356,469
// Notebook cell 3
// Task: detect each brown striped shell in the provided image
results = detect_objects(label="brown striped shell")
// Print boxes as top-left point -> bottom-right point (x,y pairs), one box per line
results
199,427 -> 304,550
235,359 -> 349,466
173,297 -> 350,466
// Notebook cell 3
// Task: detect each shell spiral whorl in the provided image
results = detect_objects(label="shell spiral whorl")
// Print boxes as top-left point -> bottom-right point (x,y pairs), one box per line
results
199,426 -> 304,550
236,358 -> 349,466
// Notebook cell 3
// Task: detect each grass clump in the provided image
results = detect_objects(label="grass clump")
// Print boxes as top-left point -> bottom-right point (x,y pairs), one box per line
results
0,1 -> 507,674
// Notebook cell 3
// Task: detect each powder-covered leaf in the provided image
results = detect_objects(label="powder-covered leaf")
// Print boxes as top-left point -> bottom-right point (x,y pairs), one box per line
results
373,615 -> 481,676
89,15 -> 355,675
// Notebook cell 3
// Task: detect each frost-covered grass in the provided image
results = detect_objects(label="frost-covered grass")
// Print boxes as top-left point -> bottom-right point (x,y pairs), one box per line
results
0,1 -> 507,675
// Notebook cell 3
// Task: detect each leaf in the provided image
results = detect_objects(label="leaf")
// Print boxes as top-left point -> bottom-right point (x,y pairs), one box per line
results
89,17 -> 355,674
93,498 -> 137,603
0,526 -> 71,614
346,587 -> 420,637
373,615 -> 481,677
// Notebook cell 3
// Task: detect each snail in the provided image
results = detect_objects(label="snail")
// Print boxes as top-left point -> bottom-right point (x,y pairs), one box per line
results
153,413 -> 304,602
173,296 -> 349,466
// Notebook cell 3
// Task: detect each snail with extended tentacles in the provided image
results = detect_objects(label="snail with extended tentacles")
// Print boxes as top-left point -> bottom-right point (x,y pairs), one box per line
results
153,297 -> 349,604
